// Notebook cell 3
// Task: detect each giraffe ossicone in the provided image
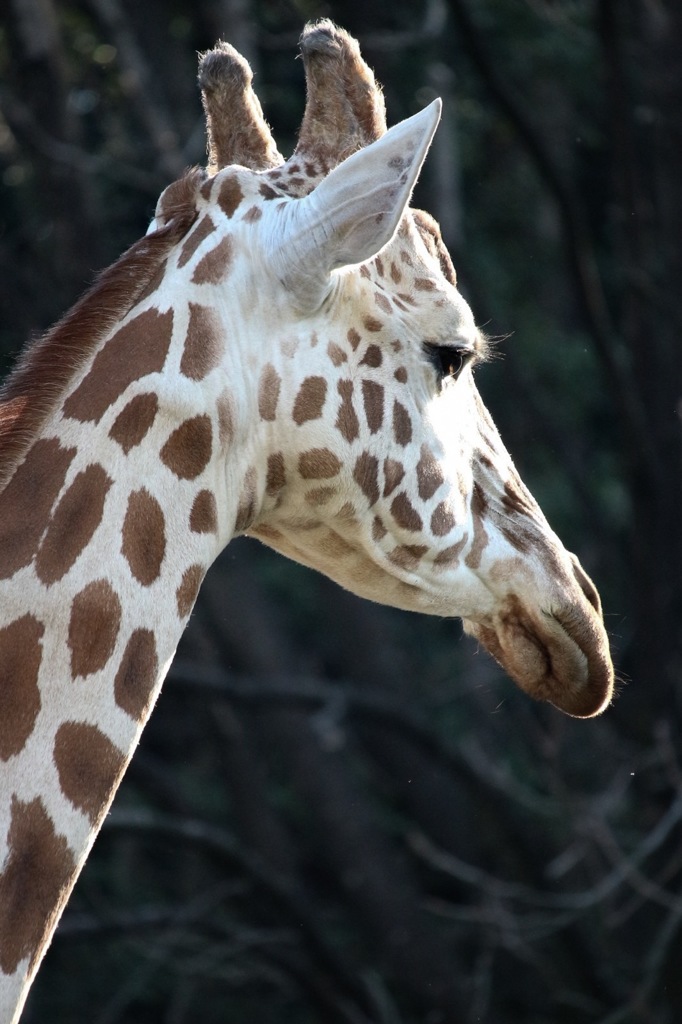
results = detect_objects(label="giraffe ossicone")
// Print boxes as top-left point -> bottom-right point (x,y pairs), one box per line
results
0,20 -> 614,1022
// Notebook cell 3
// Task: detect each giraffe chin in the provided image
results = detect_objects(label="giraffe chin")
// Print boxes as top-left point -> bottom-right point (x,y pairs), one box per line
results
462,596 -> 614,718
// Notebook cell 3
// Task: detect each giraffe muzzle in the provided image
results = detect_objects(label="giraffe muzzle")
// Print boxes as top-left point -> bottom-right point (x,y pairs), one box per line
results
464,589 -> 614,718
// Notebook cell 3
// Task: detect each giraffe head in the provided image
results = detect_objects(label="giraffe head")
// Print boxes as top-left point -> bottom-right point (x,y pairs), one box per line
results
151,23 -> 613,717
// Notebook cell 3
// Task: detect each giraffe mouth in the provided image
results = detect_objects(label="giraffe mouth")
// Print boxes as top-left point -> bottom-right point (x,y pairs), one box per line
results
463,593 -> 614,718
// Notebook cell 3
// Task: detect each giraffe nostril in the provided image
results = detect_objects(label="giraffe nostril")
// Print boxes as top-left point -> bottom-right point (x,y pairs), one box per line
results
569,553 -> 602,617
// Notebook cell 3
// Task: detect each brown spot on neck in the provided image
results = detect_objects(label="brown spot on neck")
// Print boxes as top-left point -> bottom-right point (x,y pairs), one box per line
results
176,564 -> 204,618
218,174 -> 245,217
114,629 -> 159,721
36,463 -> 113,585
109,392 -> 159,454
177,214 -> 216,269
191,236 -> 234,285
180,303 -> 224,381
68,579 -> 122,678
53,721 -> 127,824
122,489 -> 167,585
0,438 -> 76,581
62,308 -> 174,424
160,415 -> 213,480
190,489 -> 218,534
0,615 -> 44,760
0,796 -> 75,974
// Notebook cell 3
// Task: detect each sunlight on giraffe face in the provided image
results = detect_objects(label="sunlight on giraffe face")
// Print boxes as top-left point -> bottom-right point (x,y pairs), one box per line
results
139,74 -> 613,721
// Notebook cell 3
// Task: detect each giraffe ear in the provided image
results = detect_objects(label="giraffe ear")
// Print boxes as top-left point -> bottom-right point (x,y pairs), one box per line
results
273,99 -> 441,310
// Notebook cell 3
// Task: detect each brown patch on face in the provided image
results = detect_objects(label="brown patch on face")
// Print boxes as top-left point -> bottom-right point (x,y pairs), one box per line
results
68,579 -> 122,678
327,342 -> 347,366
431,501 -> 456,537
122,489 -> 166,585
259,182 -> 280,200
353,452 -> 380,507
363,315 -> 383,333
502,480 -> 536,517
235,466 -> 259,531
388,544 -> 428,570
63,308 -> 173,424
319,530 -> 355,558
36,464 -> 112,585
362,380 -> 384,434
243,205 -> 263,223
218,175 -> 244,218
305,486 -> 337,506
114,628 -> 159,721
390,262 -> 402,284
465,483 -> 490,570
180,303 -> 223,381
391,492 -> 423,532
191,236 -> 233,285
0,796 -> 75,974
258,363 -> 281,421
392,400 -> 412,446
251,523 -> 283,542
360,344 -> 382,368
374,291 -> 392,315
298,448 -> 342,479
383,458 -> 405,497
347,328 -> 361,350
190,489 -> 218,534
177,215 -> 216,269
414,278 -> 436,291
160,415 -> 213,480
217,389 -> 236,446
266,453 -> 286,495
416,445 -> 445,501
176,564 -> 204,618
0,439 -> 76,581
335,380 -> 360,443
0,615 -> 44,760
53,721 -> 126,824
434,536 -> 468,567
374,256 -> 385,278
109,392 -> 159,454
337,501 -> 358,521
372,516 -> 387,541
293,376 -> 327,425
394,367 -> 408,384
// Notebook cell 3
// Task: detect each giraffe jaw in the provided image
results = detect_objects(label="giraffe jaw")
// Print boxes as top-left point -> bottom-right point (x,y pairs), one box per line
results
462,595 -> 614,718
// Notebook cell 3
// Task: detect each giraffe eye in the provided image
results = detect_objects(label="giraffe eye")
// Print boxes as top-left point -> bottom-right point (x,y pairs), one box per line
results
426,344 -> 472,384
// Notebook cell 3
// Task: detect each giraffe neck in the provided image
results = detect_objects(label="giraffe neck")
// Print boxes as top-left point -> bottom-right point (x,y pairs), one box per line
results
0,284 -> 255,1021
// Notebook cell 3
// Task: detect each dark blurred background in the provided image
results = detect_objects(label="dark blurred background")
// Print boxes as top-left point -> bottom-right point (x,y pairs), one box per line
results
2,1 -> 681,1021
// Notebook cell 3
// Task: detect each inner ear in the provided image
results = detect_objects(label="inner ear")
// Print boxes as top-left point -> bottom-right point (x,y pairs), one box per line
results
270,100 -> 441,311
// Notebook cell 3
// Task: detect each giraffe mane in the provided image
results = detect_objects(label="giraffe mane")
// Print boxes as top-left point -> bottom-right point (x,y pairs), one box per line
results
0,168 -> 203,489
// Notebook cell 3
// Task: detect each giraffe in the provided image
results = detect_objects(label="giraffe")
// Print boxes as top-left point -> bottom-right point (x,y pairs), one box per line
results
0,21 -> 613,1022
